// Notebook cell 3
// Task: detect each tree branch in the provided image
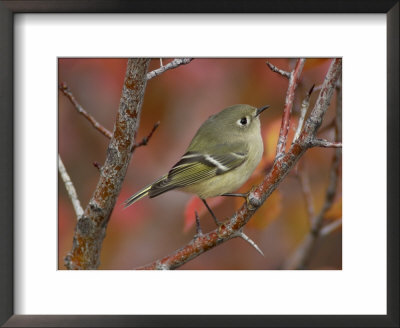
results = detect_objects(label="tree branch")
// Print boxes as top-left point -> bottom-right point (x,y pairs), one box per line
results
65,59 -> 151,270
146,58 -> 193,81
234,230 -> 265,257
59,82 -> 112,139
293,84 -> 314,143
58,154 -> 84,219
283,77 -> 342,270
313,80 -> 341,93
131,121 -> 160,152
320,218 -> 342,237
266,61 -> 291,79
136,58 -> 342,270
282,147 -> 341,269
275,58 -> 306,158
310,139 -> 342,148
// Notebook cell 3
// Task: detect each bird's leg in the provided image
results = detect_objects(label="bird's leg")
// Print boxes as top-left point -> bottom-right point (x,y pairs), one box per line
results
222,193 -> 248,199
201,198 -> 220,226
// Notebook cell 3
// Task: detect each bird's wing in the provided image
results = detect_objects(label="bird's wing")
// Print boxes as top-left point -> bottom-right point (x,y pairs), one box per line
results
148,144 -> 248,198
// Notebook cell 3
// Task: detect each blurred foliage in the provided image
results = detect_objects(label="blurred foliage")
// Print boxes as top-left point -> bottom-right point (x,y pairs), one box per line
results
58,58 -> 342,270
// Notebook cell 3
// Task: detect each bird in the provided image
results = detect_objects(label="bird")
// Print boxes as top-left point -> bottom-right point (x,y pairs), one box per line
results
124,104 -> 270,225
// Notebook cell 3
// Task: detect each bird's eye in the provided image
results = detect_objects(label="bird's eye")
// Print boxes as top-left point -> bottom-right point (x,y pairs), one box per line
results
240,117 -> 247,125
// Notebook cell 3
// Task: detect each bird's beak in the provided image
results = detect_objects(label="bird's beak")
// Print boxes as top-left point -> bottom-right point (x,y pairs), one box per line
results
256,105 -> 270,117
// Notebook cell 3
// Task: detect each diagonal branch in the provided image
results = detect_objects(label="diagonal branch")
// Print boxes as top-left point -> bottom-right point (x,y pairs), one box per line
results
266,61 -> 291,79
147,58 -> 193,80
131,121 -> 160,152
136,58 -> 342,270
58,154 -> 84,219
275,58 -> 306,159
59,83 -> 112,139
65,59 -> 151,270
320,218 -> 342,237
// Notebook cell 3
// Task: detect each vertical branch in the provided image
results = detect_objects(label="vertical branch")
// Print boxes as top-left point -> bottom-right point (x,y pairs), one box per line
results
275,59 -> 306,158
283,74 -> 342,270
65,58 -> 151,270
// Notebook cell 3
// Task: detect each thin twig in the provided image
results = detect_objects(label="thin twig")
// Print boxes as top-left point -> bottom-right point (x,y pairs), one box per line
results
235,230 -> 265,257
59,83 -> 113,139
311,139 -> 342,148
312,80 -> 341,93
131,121 -> 160,152
147,58 -> 193,80
58,154 -> 84,219
293,84 -> 315,143
320,218 -> 342,237
313,84 -> 323,92
194,211 -> 203,239
136,58 -> 342,270
275,58 -> 306,158
266,61 -> 291,79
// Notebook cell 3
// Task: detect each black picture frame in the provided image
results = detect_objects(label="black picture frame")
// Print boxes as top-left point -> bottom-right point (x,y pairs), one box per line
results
1,1 -> 398,327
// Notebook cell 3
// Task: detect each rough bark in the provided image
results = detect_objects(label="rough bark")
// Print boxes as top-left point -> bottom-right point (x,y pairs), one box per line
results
65,59 -> 150,269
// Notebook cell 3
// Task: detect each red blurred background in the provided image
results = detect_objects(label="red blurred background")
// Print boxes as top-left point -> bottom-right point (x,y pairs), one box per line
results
58,58 -> 342,270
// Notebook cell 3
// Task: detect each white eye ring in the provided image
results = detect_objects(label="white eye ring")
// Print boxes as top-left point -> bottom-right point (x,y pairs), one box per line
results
237,116 -> 250,127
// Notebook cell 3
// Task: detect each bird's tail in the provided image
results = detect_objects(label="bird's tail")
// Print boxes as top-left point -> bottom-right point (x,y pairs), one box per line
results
124,184 -> 152,208
124,175 -> 168,208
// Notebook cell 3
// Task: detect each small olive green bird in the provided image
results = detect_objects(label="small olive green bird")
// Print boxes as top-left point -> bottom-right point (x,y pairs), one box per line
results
125,104 -> 270,223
